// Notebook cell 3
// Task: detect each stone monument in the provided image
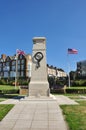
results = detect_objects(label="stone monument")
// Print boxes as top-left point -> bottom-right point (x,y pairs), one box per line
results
29,37 -> 50,97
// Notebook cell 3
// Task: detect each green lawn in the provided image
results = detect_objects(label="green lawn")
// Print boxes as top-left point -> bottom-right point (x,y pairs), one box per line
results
0,98 -> 6,102
68,86 -> 86,88
60,100 -> 86,130
0,85 -> 19,96
0,85 -> 24,100
0,85 -> 18,90
0,104 -> 14,121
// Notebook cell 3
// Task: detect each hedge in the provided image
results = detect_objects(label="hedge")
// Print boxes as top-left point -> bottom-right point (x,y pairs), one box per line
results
0,89 -> 19,94
66,88 -> 86,94
51,88 -> 86,94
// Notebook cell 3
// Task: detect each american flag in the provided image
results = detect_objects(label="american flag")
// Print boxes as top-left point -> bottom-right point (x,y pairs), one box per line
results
16,49 -> 25,55
68,48 -> 78,54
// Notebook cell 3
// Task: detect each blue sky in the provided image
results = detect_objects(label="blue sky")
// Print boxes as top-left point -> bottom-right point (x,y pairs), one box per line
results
0,0 -> 86,73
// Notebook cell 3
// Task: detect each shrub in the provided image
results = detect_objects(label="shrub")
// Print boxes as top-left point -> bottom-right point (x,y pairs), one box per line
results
0,79 -> 7,85
20,86 -> 28,89
66,88 -> 86,94
72,80 -> 86,86
0,78 -> 30,86
2,89 -> 19,94
17,79 -> 29,85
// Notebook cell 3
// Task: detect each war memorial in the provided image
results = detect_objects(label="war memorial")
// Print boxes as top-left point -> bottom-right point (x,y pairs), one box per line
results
29,37 -> 50,97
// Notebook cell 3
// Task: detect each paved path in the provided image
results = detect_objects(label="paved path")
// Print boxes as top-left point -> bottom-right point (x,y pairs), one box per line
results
0,95 -> 78,130
0,99 -> 20,104
55,95 -> 78,105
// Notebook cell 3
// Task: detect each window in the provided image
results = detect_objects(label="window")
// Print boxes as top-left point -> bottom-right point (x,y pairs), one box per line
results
21,59 -> 25,64
18,60 -> 20,64
6,62 -> 10,66
12,61 -> 16,65
12,66 -> 16,71
21,65 -> 24,70
3,66 -> 10,71
21,71 -> 24,77
10,71 -> 15,77
18,65 -> 20,70
4,72 -> 9,77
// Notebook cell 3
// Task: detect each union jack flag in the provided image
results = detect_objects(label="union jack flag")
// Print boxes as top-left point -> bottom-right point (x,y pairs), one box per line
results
16,49 -> 25,55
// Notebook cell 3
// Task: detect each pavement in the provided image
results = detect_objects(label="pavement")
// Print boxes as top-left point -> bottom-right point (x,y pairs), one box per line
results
55,95 -> 78,105
0,95 -> 78,130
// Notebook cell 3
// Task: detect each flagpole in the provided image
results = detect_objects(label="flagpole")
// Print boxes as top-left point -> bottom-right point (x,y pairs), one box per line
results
67,52 -> 71,88
15,49 -> 25,88
15,50 -> 18,89
68,66 -> 70,88
67,48 -> 78,88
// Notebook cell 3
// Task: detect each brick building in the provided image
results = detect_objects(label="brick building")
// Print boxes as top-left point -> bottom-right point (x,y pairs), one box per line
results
0,54 -> 67,80
0,54 -> 32,79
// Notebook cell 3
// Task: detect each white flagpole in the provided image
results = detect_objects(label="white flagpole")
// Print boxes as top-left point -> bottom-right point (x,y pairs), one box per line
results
15,50 -> 18,89
67,52 -> 71,88
68,64 -> 70,88
67,48 -> 78,88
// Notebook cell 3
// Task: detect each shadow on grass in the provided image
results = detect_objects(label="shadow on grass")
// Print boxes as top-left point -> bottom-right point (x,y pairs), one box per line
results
0,94 -> 25,100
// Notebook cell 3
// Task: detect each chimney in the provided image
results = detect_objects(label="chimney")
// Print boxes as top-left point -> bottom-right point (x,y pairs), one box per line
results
1,54 -> 7,60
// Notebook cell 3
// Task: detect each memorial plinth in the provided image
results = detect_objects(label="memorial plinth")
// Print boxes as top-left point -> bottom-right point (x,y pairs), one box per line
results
29,37 -> 50,97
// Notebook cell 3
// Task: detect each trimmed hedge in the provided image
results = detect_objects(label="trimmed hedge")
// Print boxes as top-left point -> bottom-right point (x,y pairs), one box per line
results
66,88 -> 86,94
20,86 -> 28,89
0,79 -> 30,86
51,88 -> 86,94
0,89 -> 19,94
51,89 -> 66,94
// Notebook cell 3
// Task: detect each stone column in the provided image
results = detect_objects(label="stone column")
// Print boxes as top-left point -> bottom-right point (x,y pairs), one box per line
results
29,37 -> 50,97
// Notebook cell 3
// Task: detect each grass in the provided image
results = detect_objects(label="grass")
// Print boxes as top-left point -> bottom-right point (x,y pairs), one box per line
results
0,85 -> 19,90
0,85 -> 23,121
53,93 -> 86,96
0,85 -> 25,101
0,104 -> 14,121
60,100 -> 86,130
62,93 -> 86,100
66,86 -> 86,89
0,98 -> 6,102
